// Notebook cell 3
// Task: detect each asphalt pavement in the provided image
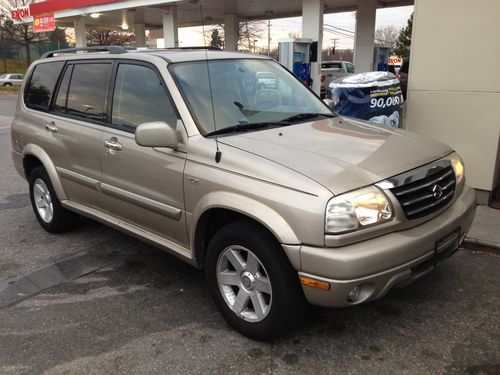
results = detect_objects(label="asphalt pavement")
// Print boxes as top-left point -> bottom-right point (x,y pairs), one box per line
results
0,95 -> 499,374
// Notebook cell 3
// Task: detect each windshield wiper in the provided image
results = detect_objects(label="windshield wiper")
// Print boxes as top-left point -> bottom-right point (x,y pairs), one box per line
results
205,121 -> 288,137
205,113 -> 335,137
279,112 -> 335,123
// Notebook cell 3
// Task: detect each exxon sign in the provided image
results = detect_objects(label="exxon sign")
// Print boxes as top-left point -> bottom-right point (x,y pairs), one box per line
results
10,6 -> 31,22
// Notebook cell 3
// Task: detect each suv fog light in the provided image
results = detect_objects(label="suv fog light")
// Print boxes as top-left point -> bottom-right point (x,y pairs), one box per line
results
347,286 -> 361,302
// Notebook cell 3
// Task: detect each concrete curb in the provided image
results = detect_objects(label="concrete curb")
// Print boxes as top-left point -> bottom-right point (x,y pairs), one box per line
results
463,237 -> 500,255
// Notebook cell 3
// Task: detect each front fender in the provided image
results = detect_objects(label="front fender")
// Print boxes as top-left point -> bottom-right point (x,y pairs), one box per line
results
22,143 -> 67,201
189,191 -> 300,246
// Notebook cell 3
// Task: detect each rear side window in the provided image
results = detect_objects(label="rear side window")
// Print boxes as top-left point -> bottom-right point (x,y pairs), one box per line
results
53,65 -> 73,114
66,63 -> 112,122
111,63 -> 178,132
25,62 -> 64,111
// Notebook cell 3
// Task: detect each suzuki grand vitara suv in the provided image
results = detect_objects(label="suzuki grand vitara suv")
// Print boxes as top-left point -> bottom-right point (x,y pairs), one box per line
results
11,46 -> 476,340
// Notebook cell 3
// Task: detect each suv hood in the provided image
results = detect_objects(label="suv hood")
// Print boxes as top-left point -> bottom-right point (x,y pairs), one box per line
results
219,117 -> 452,195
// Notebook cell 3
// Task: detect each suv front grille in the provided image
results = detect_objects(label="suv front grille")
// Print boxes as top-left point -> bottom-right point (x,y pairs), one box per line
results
390,166 -> 456,220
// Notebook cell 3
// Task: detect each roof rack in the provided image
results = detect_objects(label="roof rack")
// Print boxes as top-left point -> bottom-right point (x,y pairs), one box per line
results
41,46 -> 128,59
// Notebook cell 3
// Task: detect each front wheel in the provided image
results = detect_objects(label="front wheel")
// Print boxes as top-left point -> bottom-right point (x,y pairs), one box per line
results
205,221 -> 306,341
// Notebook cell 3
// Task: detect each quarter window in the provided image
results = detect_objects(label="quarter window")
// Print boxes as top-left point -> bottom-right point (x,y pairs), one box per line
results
111,64 -> 178,133
66,63 -> 112,122
25,62 -> 64,111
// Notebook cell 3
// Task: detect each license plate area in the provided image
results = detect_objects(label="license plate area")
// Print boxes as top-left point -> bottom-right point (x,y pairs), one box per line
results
435,228 -> 460,265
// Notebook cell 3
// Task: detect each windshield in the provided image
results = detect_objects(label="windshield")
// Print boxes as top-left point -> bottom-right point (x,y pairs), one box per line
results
0,74 -> 7,79
170,59 -> 333,135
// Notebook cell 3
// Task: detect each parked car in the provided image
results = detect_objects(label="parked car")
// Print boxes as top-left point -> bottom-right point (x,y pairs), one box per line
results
0,73 -> 24,86
320,60 -> 354,98
11,47 -> 475,341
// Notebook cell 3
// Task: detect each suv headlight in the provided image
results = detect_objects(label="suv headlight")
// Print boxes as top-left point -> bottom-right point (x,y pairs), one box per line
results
325,186 -> 393,234
448,152 -> 465,186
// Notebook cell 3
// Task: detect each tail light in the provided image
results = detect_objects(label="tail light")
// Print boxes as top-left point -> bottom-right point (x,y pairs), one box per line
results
320,74 -> 325,82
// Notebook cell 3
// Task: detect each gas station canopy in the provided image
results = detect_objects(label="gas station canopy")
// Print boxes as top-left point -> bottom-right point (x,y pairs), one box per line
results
28,0 -> 413,28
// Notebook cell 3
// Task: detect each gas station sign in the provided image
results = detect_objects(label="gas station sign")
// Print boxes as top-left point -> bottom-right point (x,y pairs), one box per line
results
388,56 -> 403,66
10,6 -> 31,22
33,14 -> 55,32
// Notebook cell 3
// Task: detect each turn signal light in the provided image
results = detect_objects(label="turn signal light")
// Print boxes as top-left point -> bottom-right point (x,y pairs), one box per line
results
300,276 -> 331,290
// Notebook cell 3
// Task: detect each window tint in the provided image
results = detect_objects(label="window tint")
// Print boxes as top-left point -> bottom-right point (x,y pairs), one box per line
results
25,62 -> 64,111
112,64 -> 178,132
53,65 -> 73,114
322,62 -> 342,70
66,63 -> 111,122
170,59 -> 332,134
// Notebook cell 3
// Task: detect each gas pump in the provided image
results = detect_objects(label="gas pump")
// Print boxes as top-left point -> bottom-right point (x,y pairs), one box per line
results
278,38 -> 313,86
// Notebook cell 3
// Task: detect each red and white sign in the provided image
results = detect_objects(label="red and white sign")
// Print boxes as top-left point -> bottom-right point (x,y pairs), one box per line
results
388,56 -> 403,66
33,14 -> 55,32
10,6 -> 31,22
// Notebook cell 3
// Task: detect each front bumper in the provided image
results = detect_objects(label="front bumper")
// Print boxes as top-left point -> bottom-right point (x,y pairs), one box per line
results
299,185 -> 476,308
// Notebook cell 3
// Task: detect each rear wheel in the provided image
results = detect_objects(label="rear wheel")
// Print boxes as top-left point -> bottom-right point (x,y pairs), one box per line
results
28,166 -> 79,233
3,83 -> 12,87
205,221 -> 306,341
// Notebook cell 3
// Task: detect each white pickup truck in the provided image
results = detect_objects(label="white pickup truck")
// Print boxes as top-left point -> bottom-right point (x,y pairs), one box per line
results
320,61 -> 354,98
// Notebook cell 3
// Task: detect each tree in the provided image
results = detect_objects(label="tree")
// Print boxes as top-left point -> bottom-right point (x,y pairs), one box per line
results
394,12 -> 413,58
86,28 -> 135,46
203,21 -> 264,51
375,25 -> 400,50
0,0 -> 49,66
209,28 -> 223,48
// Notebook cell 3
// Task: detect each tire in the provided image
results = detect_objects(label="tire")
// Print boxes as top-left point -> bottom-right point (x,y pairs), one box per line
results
28,166 -> 79,233
205,221 -> 307,341
3,83 -> 12,87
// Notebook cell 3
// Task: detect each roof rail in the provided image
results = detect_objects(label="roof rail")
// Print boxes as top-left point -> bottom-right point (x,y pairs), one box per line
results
155,46 -> 222,51
41,46 -> 128,59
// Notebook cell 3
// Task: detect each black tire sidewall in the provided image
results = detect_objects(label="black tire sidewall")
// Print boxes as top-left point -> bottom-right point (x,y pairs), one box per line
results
205,221 -> 304,341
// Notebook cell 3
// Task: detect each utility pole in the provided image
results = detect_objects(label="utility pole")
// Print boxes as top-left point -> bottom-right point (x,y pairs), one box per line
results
330,38 -> 339,56
267,18 -> 271,56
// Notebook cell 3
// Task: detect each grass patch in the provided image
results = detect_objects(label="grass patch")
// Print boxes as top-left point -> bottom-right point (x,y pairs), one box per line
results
0,85 -> 20,95
1,59 -> 28,74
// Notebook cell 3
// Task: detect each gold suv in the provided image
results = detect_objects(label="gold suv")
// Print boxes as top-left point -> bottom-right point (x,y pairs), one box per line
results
11,47 -> 476,340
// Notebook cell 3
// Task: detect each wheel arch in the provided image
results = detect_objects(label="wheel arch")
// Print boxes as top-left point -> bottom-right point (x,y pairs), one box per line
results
22,144 -> 67,201
190,192 -> 300,269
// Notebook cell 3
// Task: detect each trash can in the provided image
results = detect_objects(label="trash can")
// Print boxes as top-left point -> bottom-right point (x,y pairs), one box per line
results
329,72 -> 404,128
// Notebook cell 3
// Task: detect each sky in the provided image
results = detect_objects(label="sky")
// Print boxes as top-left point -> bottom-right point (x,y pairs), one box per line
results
178,5 -> 414,50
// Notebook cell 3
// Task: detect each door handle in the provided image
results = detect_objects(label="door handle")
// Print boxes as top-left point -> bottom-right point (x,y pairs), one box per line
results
45,122 -> 58,133
104,139 -> 123,152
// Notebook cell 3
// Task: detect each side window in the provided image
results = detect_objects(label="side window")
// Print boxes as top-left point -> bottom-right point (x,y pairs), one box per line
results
346,63 -> 355,73
66,63 -> 112,122
25,62 -> 64,111
111,64 -> 178,133
53,65 -> 73,114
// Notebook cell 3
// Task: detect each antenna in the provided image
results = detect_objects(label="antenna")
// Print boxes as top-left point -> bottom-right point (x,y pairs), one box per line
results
200,5 -> 222,163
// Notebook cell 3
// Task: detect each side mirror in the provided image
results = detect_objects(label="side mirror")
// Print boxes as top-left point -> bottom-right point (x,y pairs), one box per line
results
135,121 -> 178,148
323,98 -> 335,109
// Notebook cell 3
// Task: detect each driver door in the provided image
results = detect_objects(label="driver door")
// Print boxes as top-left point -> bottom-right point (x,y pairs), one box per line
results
99,61 -> 188,247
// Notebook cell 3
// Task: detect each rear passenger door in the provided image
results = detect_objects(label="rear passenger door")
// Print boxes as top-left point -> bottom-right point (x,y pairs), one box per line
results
99,61 -> 188,246
41,61 -> 112,209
